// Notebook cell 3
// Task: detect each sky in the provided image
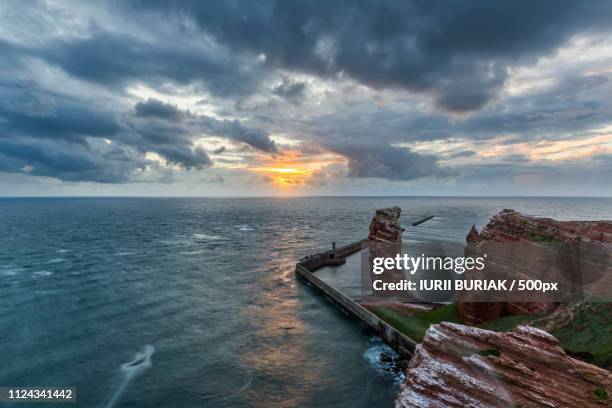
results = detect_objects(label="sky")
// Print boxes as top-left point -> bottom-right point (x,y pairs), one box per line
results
1,0 -> 612,197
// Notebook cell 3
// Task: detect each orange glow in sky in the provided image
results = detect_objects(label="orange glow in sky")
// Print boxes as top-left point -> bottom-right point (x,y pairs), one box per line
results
250,150 -> 344,188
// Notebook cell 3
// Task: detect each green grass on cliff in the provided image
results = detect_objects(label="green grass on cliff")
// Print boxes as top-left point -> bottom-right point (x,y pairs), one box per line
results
540,304 -> 612,369
373,303 -> 460,342
478,314 -> 536,332
374,303 -> 535,342
374,302 -> 612,369
477,304 -> 612,369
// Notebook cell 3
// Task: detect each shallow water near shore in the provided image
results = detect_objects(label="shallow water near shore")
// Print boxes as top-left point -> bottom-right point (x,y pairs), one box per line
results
0,197 -> 610,407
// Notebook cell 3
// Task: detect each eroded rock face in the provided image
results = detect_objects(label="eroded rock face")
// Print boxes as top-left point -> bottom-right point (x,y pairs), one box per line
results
459,209 -> 612,324
368,206 -> 404,243
396,322 -> 612,408
368,207 -> 405,298
468,208 -> 612,243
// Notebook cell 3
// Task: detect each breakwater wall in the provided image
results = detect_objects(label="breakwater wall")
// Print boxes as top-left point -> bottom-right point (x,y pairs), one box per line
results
295,241 -> 417,358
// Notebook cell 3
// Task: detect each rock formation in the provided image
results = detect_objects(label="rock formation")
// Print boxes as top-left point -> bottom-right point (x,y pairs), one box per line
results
468,208 -> 612,243
459,209 -> 612,324
396,322 -> 612,408
368,206 -> 404,243
367,207 -> 405,299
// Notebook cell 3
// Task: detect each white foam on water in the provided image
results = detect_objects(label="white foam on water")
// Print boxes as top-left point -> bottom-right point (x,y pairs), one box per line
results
179,250 -> 206,255
235,225 -> 254,232
114,252 -> 135,257
1,270 -> 18,277
363,337 -> 405,385
193,233 -> 222,241
105,344 -> 155,408
56,249 -> 69,253
160,238 -> 190,246
0,265 -> 23,276
32,270 -> 53,277
47,258 -> 64,264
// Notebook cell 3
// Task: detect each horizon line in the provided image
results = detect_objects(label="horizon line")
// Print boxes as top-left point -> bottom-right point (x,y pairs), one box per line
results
1,195 -> 611,199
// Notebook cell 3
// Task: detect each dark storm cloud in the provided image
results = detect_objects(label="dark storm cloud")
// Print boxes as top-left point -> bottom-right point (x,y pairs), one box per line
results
40,30 -> 265,97
198,117 -> 277,153
130,0 -> 612,111
135,99 -> 182,120
153,145 -> 211,169
0,85 -> 277,182
132,98 -> 278,153
456,73 -> 612,139
0,84 -> 120,143
304,71 -> 612,148
0,86 -> 198,180
272,77 -> 306,100
0,81 -> 155,182
0,138 -> 147,183
131,122 -> 190,146
0,82 -> 213,177
324,137 -> 450,180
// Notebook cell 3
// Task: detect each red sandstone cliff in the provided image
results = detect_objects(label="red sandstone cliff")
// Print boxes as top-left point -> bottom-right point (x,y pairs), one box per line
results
396,322 -> 612,408
368,206 -> 404,243
468,208 -> 612,244
459,209 -> 612,324
367,207 -> 406,299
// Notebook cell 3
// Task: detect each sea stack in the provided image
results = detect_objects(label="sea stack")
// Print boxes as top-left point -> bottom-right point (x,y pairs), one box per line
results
368,206 -> 404,243
368,207 -> 405,298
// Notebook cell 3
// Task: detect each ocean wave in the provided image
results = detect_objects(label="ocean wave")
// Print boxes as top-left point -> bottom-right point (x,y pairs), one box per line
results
235,225 -> 254,232
32,270 -> 54,277
114,252 -> 135,257
179,250 -> 206,255
47,258 -> 64,264
0,265 -> 23,276
105,344 -> 155,408
160,238 -> 190,246
0,270 -> 19,277
363,337 -> 405,384
193,233 -> 222,241
56,249 -> 69,253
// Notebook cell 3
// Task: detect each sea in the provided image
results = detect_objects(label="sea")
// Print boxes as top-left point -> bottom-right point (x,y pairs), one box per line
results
0,197 -> 610,407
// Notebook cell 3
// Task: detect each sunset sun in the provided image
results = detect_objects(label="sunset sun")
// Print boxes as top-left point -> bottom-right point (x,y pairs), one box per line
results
251,150 -> 345,188
264,167 -> 312,186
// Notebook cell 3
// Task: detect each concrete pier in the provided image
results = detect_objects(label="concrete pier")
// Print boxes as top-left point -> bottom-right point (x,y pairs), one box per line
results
295,241 -> 417,358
